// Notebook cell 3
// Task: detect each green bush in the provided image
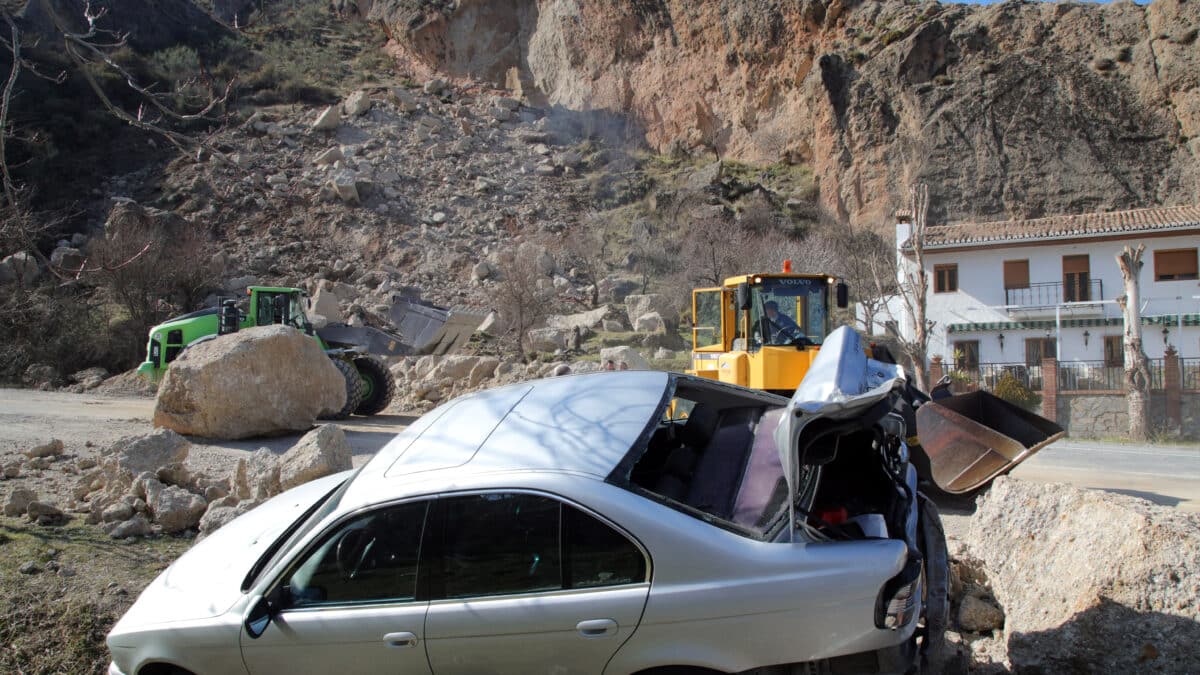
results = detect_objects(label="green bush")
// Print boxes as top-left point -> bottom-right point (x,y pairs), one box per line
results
993,371 -> 1042,411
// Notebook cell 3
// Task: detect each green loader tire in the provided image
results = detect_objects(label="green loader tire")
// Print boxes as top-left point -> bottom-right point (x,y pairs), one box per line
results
353,356 -> 396,416
322,358 -> 364,420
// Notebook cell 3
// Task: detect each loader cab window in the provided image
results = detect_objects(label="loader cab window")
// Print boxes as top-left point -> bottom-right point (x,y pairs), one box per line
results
749,277 -> 829,349
255,292 -> 309,329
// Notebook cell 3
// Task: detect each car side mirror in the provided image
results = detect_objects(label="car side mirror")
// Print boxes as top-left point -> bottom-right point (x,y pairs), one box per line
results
244,594 -> 274,639
736,283 -> 751,310
836,282 -> 849,309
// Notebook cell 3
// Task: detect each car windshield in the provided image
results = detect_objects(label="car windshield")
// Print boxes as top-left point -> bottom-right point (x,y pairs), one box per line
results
241,468 -> 359,591
749,277 -> 830,347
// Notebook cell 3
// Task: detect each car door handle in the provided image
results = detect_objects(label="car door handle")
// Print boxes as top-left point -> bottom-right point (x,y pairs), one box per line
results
576,619 -> 618,638
383,631 -> 418,648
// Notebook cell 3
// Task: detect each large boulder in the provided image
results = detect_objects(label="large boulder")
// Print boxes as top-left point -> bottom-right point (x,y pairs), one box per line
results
3,487 -> 37,516
624,294 -> 677,327
546,306 -> 611,332
963,478 -> 1200,673
528,327 -> 572,352
599,346 -> 651,370
152,326 -> 346,440
279,425 -> 352,491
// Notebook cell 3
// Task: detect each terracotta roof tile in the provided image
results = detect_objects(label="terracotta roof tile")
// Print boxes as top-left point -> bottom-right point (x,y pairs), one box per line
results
914,205 -> 1200,248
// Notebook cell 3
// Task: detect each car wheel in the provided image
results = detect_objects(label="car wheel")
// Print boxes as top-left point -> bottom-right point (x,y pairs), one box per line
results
915,494 -> 950,671
352,356 -> 395,416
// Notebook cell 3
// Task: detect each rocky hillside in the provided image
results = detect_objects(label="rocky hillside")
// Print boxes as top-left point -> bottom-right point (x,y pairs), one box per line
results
375,0 -> 1200,226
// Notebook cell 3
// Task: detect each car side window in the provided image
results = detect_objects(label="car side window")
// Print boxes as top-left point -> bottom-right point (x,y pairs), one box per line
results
282,501 -> 428,608
564,505 -> 647,588
441,493 -> 561,599
436,493 -> 647,600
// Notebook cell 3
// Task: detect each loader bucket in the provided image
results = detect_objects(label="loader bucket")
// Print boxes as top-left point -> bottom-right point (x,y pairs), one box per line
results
915,391 -> 1064,494
387,300 -> 486,356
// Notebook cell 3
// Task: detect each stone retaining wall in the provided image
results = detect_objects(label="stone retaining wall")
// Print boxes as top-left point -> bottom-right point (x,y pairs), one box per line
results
1057,393 -> 1199,439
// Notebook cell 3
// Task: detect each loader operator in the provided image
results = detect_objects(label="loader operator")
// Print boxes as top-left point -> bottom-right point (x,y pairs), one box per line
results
761,300 -> 802,345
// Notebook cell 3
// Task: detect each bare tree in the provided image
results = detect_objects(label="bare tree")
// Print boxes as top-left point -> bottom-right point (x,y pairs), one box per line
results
681,206 -> 749,288
629,220 -> 676,294
875,184 -> 932,389
493,245 -> 554,360
1115,244 -> 1152,441
559,213 -> 614,308
833,227 -> 896,334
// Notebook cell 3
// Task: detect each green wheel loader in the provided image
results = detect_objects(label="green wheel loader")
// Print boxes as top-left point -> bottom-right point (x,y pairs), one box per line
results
136,286 -> 483,418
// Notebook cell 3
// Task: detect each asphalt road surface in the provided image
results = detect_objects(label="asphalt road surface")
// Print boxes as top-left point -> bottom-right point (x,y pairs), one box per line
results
1010,438 -> 1200,511
2,389 -> 1198,510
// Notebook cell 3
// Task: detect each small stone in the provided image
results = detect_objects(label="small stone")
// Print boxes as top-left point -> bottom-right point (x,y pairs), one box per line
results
110,514 -> 152,539
958,593 -> 1005,632
423,78 -> 447,95
3,487 -> 36,516
25,439 -> 63,458
19,561 -> 39,574
343,90 -> 372,117
311,105 -> 340,131
432,212 -> 448,224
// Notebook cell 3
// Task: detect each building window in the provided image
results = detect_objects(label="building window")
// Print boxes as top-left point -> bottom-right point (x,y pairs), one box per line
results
1025,337 -> 1057,366
1063,255 -> 1090,302
1003,260 -> 1030,289
1154,248 -> 1199,281
934,264 -> 958,293
1104,335 -> 1124,368
954,340 -> 979,369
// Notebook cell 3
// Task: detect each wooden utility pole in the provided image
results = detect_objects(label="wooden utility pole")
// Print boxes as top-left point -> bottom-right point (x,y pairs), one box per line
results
1115,244 -> 1152,441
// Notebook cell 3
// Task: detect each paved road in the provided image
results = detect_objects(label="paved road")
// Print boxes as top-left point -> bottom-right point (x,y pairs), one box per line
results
4,389 -> 1199,510
1010,438 -> 1200,511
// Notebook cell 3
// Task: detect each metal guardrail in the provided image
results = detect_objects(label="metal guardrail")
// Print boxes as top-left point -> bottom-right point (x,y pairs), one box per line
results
1005,279 -> 1103,308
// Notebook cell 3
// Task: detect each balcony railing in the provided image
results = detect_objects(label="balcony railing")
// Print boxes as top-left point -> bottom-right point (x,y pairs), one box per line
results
1005,280 -> 1103,308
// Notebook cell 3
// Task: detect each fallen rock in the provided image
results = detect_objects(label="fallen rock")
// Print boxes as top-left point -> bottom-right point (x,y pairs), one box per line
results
313,147 -> 344,165
958,593 -> 1005,633
0,251 -> 40,285
634,311 -> 665,333
19,561 -> 39,574
2,462 -> 20,479
342,90 -> 372,117
330,169 -> 360,203
546,306 -> 610,332
110,514 -> 152,539
26,501 -> 67,526
600,346 -> 651,370
234,448 -> 282,501
101,501 -> 135,523
624,294 -> 676,328
25,439 -> 64,458
963,477 -> 1200,673
153,326 -> 345,439
279,425 -> 352,491
199,504 -> 240,536
3,487 -> 37,516
389,87 -> 417,112
528,327 -> 572,352
311,105 -> 340,131
147,484 -> 207,533
108,429 -> 191,476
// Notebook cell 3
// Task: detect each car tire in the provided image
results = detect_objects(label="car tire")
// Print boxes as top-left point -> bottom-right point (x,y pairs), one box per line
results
352,356 -> 395,416
322,358 -> 364,420
916,494 -> 950,671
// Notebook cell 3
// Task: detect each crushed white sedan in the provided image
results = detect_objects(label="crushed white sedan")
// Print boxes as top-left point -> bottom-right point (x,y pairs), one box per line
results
109,327 -> 957,675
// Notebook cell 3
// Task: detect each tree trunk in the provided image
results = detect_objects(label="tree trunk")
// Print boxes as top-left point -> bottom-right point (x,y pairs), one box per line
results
906,184 -> 931,389
1115,244 -> 1151,441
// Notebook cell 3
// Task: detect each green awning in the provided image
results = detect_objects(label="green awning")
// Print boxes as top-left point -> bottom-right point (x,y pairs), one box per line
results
946,314 -> 1200,334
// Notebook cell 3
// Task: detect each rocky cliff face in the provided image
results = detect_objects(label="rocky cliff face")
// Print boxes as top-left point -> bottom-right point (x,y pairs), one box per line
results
372,0 -> 1199,227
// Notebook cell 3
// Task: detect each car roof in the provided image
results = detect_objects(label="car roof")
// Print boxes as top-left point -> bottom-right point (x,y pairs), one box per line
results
338,370 -> 670,510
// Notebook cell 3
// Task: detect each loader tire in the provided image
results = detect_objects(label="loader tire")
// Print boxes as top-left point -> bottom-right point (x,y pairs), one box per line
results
353,356 -> 395,416
323,358 -> 364,420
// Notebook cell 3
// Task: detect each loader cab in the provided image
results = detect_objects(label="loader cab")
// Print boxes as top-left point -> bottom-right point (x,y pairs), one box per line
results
689,266 -> 847,396
248,287 -> 313,334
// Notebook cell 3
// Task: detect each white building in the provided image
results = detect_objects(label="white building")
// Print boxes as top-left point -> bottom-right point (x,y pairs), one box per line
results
885,205 -> 1200,370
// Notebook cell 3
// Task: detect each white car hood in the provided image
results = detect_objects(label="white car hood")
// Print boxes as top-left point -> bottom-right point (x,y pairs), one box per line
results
113,472 -> 348,631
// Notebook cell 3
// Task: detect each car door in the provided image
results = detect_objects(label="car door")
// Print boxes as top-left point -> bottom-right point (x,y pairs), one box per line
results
241,500 -> 434,675
423,492 -> 650,675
